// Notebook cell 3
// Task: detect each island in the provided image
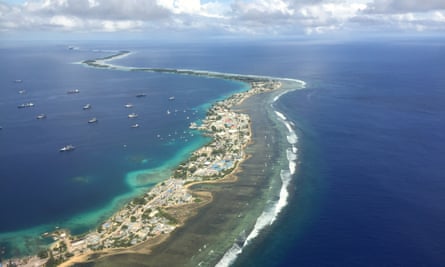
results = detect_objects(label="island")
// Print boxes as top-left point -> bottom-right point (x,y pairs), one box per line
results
3,51 -> 305,267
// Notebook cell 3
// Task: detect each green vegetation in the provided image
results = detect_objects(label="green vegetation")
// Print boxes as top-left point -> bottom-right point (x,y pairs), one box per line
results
65,252 -> 74,258
173,169 -> 186,179
141,208 -> 152,220
157,208 -> 178,224
132,196 -> 147,205
45,251 -> 64,267
188,166 -> 197,174
37,250 -> 49,259
211,148 -> 225,156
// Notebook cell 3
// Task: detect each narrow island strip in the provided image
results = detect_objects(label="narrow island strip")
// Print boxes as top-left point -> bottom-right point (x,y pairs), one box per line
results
4,51 -> 305,267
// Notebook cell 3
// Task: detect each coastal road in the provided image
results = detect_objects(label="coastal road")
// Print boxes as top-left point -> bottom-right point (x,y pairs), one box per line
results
82,87 -> 288,267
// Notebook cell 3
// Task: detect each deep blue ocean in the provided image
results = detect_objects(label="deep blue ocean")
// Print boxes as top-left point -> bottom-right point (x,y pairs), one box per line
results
1,38 -> 445,266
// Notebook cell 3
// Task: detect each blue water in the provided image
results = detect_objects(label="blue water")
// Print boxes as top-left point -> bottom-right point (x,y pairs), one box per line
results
230,39 -> 445,266
1,38 -> 445,266
0,43 -> 247,256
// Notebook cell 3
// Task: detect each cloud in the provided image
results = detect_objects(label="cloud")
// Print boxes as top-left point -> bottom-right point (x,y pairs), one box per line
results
365,0 -> 445,14
1,0 -> 445,36
1,0 -> 171,32
229,0 -> 367,34
353,0 -> 445,32
351,11 -> 445,33
23,0 -> 170,20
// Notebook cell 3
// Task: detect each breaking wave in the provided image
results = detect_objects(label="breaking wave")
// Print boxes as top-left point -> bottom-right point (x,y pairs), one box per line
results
215,85 -> 304,267
81,50 -> 306,267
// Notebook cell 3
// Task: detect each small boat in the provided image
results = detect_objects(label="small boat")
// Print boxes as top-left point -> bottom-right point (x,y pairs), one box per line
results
18,90 -> 26,94
67,89 -> 80,94
136,93 -> 147,98
17,102 -> 35,108
36,114 -> 47,119
166,109 -> 171,115
83,104 -> 92,110
88,117 -> 98,123
41,232 -> 50,238
168,96 -> 175,101
14,79 -> 23,83
60,145 -> 75,152
124,103 -> 134,108
128,113 -> 138,118
131,123 -> 140,128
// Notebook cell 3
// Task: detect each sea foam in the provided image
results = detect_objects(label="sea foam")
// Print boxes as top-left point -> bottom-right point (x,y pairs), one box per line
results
86,51 -> 306,267
216,86 -> 303,267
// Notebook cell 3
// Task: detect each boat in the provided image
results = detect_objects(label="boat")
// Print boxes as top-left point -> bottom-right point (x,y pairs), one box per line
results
128,113 -> 138,118
60,145 -> 75,152
36,114 -> 47,119
14,79 -> 23,83
131,123 -> 140,128
67,89 -> 80,94
83,104 -> 92,110
166,109 -> 171,115
88,117 -> 98,123
18,90 -> 26,94
41,232 -> 50,238
168,96 -> 175,101
136,93 -> 147,98
124,103 -> 134,108
17,102 -> 35,108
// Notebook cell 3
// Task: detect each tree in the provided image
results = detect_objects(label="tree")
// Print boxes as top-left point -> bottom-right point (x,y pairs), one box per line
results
37,250 -> 49,259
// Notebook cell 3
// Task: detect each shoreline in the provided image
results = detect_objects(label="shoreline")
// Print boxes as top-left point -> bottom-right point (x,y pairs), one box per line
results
2,51 -> 305,267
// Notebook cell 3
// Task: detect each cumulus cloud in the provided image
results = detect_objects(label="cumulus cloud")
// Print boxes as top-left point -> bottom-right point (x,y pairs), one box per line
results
354,0 -> 445,32
365,0 -> 445,14
22,0 -> 170,20
0,0 -> 171,32
0,0 -> 444,35
229,0 -> 368,34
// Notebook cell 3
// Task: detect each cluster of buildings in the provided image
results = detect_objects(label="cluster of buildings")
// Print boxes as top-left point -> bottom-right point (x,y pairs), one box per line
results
177,80 -> 281,182
50,178 -> 191,257
176,103 -> 250,180
3,79 -> 281,267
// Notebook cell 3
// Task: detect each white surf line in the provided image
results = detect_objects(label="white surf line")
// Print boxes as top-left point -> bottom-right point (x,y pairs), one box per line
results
82,50 -> 306,88
82,50 -> 306,267
215,86 -> 304,267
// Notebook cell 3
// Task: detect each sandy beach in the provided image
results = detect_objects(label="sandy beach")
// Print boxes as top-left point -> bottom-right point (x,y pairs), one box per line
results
8,79 -> 300,267
1,50 -> 303,267
72,81 -> 296,267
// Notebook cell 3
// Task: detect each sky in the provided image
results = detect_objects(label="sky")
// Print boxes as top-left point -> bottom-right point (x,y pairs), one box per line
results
1,0 -> 445,39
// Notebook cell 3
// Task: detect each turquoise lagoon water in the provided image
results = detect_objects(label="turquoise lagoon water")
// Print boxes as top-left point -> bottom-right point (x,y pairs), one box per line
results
2,38 -> 445,267
0,43 -> 248,257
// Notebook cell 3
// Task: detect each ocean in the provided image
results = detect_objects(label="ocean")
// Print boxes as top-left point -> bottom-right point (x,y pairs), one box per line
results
231,39 -> 445,266
0,42 -> 248,257
1,38 -> 445,266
